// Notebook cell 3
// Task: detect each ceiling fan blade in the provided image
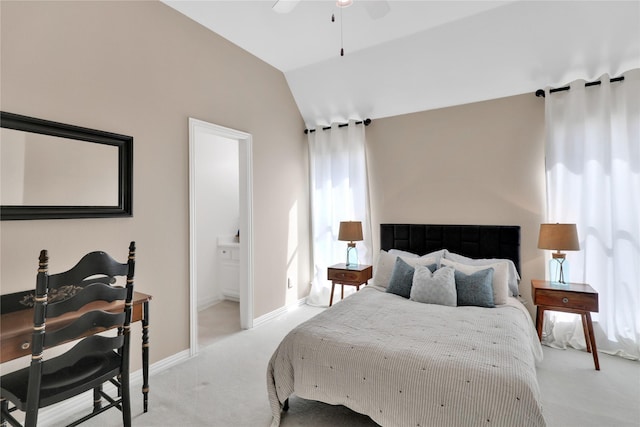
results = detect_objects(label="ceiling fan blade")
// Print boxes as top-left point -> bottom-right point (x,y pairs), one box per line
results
272,0 -> 301,14
363,0 -> 390,20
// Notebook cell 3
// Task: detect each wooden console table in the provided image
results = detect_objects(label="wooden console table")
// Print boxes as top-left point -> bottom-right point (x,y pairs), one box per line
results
1,291 -> 152,412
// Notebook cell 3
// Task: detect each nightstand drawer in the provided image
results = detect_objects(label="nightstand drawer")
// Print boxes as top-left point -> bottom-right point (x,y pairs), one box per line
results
328,268 -> 368,282
535,289 -> 598,312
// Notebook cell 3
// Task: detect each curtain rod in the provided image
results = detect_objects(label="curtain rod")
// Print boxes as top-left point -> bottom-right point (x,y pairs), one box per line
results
535,76 -> 625,98
304,118 -> 371,134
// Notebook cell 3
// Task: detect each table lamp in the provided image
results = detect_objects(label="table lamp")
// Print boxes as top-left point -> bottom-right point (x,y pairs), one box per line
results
338,221 -> 363,267
537,223 -> 580,285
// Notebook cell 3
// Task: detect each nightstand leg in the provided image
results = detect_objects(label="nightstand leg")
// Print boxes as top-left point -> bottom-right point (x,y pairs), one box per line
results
584,312 -> 600,370
341,284 -> 344,300
581,314 -> 592,353
535,307 -> 544,341
329,282 -> 336,306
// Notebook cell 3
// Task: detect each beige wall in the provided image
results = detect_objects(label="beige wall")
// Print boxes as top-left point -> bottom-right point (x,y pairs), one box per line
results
366,93 -> 547,312
1,1 -> 547,371
0,1 -> 311,369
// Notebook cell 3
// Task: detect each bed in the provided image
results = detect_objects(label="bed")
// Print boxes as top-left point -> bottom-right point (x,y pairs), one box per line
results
267,224 -> 546,426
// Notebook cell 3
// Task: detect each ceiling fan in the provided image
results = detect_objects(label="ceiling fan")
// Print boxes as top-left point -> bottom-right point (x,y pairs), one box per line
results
272,0 -> 390,20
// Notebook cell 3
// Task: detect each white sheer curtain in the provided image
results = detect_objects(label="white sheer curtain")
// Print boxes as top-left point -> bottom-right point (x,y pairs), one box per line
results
543,69 -> 640,360
307,121 -> 373,307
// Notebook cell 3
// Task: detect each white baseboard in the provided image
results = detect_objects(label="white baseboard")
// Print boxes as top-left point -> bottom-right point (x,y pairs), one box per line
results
38,349 -> 191,426
197,295 -> 223,311
221,293 -> 240,302
252,297 -> 307,328
147,349 -> 191,376
198,296 -> 240,312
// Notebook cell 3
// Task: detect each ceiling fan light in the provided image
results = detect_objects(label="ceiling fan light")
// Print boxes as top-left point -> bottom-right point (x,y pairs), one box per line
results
336,0 -> 353,8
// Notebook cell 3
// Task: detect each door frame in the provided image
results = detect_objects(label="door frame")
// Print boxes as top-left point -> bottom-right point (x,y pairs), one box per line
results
188,118 -> 254,356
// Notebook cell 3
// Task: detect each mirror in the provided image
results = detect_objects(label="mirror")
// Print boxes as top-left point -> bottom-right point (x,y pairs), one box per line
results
1,112 -> 133,220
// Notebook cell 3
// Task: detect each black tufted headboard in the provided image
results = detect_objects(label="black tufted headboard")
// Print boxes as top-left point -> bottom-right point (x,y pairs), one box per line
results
380,224 -> 521,274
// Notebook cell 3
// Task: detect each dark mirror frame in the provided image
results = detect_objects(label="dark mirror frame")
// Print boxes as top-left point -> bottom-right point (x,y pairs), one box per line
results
1,111 -> 133,220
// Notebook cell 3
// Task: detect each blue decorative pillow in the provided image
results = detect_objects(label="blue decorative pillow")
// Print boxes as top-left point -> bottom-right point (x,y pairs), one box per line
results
386,258 -> 436,299
455,268 -> 495,308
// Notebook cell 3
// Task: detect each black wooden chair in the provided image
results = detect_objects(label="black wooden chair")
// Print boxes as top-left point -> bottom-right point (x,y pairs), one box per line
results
0,242 -> 136,427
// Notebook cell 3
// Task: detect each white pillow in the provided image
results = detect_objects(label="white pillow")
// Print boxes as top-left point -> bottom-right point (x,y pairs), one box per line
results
410,265 -> 457,307
389,248 -> 447,260
444,252 -> 521,297
441,258 -> 509,305
372,250 -> 439,288
388,249 -> 419,258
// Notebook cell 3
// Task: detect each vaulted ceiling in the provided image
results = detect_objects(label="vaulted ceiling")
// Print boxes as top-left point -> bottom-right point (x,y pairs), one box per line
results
163,1 -> 640,128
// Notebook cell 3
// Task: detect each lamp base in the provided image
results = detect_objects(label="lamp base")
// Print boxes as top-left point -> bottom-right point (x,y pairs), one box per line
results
346,245 -> 359,267
549,281 -> 570,289
549,255 -> 570,287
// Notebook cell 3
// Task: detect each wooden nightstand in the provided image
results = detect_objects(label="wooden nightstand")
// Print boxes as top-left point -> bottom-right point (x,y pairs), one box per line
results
531,279 -> 600,370
327,264 -> 373,306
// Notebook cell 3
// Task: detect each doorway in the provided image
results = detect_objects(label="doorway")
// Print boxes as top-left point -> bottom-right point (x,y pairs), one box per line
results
188,118 -> 254,356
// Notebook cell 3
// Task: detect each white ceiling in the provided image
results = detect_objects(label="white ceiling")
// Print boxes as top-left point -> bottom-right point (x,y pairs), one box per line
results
163,1 -> 640,128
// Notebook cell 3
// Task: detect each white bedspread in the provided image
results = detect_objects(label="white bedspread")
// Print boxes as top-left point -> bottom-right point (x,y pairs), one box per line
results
267,286 -> 546,427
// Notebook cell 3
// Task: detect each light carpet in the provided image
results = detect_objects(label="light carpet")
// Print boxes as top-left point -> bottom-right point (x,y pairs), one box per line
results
50,304 -> 640,426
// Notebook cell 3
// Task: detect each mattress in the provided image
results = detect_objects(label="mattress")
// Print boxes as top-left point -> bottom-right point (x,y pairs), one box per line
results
267,286 -> 546,427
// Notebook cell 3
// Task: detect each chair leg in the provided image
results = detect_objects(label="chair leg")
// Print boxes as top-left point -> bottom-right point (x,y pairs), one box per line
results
93,386 -> 102,411
24,409 -> 38,427
121,377 -> 132,427
1,399 -> 7,427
